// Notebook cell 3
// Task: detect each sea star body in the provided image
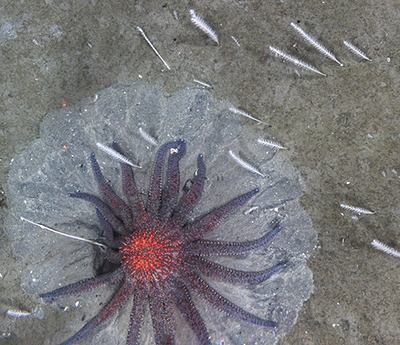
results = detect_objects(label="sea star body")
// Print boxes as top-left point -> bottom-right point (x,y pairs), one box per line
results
41,139 -> 285,345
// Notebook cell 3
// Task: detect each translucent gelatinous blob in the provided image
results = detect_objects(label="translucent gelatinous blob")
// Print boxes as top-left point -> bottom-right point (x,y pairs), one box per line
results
5,81 -> 317,345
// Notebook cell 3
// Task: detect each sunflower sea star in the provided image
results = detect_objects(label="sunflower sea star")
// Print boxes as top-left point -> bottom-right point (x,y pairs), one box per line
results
41,139 -> 286,345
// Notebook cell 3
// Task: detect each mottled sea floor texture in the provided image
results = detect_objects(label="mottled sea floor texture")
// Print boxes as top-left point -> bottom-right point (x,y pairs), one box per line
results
1,1 -> 400,344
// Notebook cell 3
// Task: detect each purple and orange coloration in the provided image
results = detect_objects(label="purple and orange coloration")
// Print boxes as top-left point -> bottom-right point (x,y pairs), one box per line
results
41,140 -> 286,345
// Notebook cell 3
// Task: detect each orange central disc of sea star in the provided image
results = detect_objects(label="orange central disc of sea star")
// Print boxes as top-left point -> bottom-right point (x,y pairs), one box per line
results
120,222 -> 184,284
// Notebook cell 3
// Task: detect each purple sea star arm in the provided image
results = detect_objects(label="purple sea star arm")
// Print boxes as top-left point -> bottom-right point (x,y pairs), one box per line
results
69,192 -> 128,234
90,152 -> 134,228
57,280 -> 134,345
174,281 -> 211,345
112,141 -> 146,224
185,220 -> 282,256
160,140 -> 186,219
148,289 -> 175,344
188,256 -> 287,284
147,140 -> 183,216
172,154 -> 206,226
183,188 -> 259,241
126,288 -> 146,345
105,247 -> 123,264
185,271 -> 276,328
40,268 -> 124,299
96,208 -> 114,243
